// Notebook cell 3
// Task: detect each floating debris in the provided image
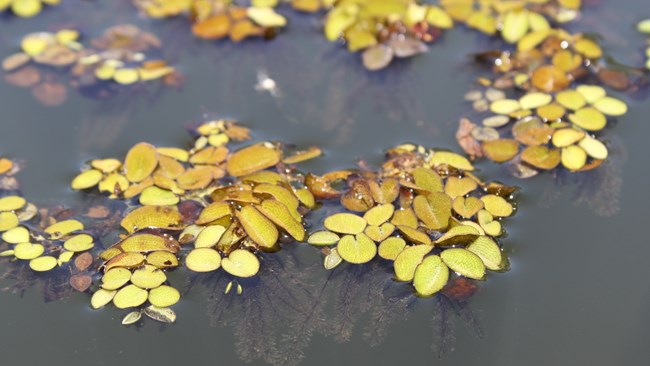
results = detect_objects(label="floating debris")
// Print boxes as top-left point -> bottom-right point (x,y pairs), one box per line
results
254,70 -> 280,97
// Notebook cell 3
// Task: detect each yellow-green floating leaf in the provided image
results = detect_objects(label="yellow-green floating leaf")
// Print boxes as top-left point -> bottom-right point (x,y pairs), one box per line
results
222,249 -> 260,278
113,284 -> 149,309
2,226 -> 30,244
0,212 -> 19,232
148,285 -> 180,308
413,255 -> 449,296
45,219 -> 84,239
440,248 -> 486,280
14,242 -> 44,260
466,236 -> 509,271
185,248 -> 221,272
307,230 -> 340,246
122,311 -> 142,325
91,289 -> 117,309
194,225 -> 226,248
394,245 -> 433,282
131,264 -> 167,289
378,237 -> 406,261
323,213 -> 367,235
63,234 -> 94,252
0,196 -> 26,211
336,233 -> 377,264
29,256 -> 57,272
102,268 -> 132,290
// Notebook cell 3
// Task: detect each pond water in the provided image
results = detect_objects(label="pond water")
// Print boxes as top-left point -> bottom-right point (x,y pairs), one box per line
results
1,1 -> 650,365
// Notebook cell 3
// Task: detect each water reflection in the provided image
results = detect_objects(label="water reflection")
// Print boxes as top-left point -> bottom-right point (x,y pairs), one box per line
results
539,137 -> 625,217
186,250 -> 331,366
0,171 -> 124,302
265,52 -> 436,141
186,247 -> 483,365
183,21 -> 439,142
0,259 -> 74,302
329,261 -> 483,359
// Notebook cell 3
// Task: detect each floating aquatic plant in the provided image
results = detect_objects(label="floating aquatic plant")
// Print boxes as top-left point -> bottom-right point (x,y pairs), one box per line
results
322,0 -> 447,70
69,120 -> 322,323
0,0 -> 61,18
0,174 -> 97,297
321,0 -> 586,70
460,83 -> 621,174
133,0 -> 290,42
0,197 -> 94,274
2,25 -> 180,106
307,144 -> 514,297
454,23 -> 641,177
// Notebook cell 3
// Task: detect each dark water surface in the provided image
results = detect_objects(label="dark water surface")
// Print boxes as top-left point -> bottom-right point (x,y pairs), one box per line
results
1,1 -> 650,365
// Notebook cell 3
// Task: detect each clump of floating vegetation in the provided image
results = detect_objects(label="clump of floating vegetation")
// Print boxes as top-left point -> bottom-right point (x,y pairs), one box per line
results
129,0 -> 586,70
306,145 -> 514,296
2,29 -> 82,106
455,21 -> 639,177
0,167 -> 96,294
0,0 -> 60,18
322,0 -> 447,70
133,0 -> 292,42
322,0 -> 583,70
0,120 -> 518,325
1,25 -> 180,106
76,24 -> 178,87
460,82 -> 624,175
70,120 -> 322,324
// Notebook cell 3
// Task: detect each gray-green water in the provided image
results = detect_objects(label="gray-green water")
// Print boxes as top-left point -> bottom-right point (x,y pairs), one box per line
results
1,1 -> 650,365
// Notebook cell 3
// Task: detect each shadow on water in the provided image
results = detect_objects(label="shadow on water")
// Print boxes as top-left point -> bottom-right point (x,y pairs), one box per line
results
182,244 -> 484,366
538,139 -> 625,217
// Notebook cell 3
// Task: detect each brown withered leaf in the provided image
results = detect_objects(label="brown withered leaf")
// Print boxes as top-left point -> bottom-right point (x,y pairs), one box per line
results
192,14 -> 231,39
305,173 -> 342,199
32,82 -> 68,107
341,178 -> 375,212
84,205 -> 110,219
597,69 -> 630,90
531,65 -> 569,92
70,273 -> 93,292
5,66 -> 41,88
74,252 -> 94,271
456,118 -> 483,159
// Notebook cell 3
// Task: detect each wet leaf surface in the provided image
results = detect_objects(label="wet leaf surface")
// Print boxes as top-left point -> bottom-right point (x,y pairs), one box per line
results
413,255 -> 449,296
440,248 -> 486,280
